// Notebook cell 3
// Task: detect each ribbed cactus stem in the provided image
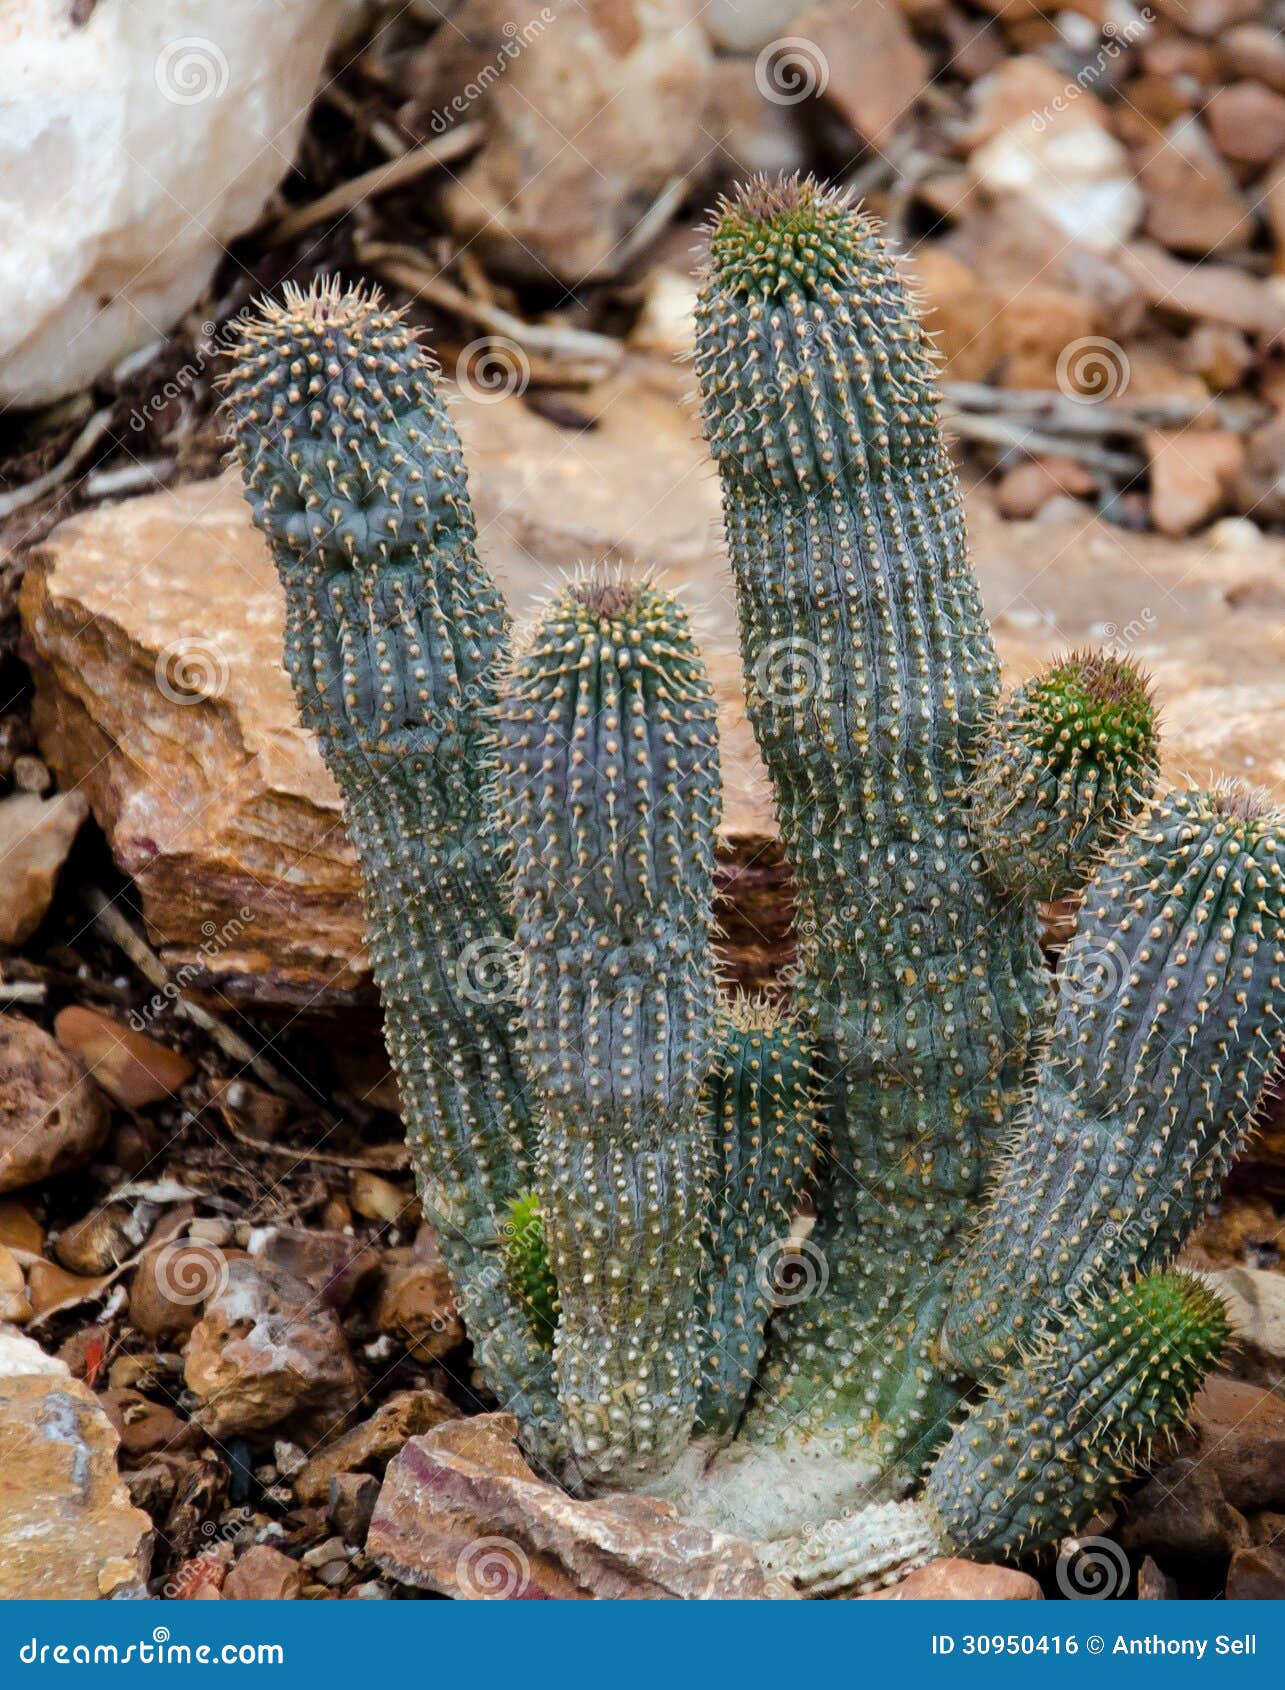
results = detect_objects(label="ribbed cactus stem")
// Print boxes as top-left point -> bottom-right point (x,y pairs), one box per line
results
222,282 -> 559,1456
695,176 -> 1047,1464
929,1272 -> 1228,1560
503,1192 -> 560,1344
698,999 -> 815,1437
968,651 -> 1159,903
945,784 -> 1284,1373
495,575 -> 721,1487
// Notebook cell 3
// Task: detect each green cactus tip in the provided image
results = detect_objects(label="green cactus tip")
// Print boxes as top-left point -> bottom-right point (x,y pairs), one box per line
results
504,1192 -> 559,1343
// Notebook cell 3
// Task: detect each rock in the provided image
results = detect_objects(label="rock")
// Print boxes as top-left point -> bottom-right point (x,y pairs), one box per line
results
1185,1192 -> 1281,1272
0,1014 -> 108,1194
128,1236 -> 225,1342
101,1388 -> 193,1459
53,1006 -> 194,1108
1151,0 -> 1261,34
440,0 -> 710,285
184,1257 -> 361,1440
1137,1555 -> 1178,1599
785,0 -> 928,148
996,456 -> 1096,519
629,270 -> 698,362
1196,1268 -> 1285,1391
0,1196 -> 44,1255
293,1387 -> 461,1504
1185,321 -> 1254,389
329,1472 -> 381,1546
1146,428 -> 1245,534
1121,1457 -> 1250,1567
861,1558 -> 1043,1599
348,1171 -> 418,1227
0,1242 -> 31,1323
913,246 -> 1099,387
1235,414 -> 1285,523
1226,1545 -> 1285,1599
0,791 -> 87,948
368,1413 -> 774,1599
26,1258 -> 110,1320
54,1202 -> 143,1277
0,1328 -> 151,1597
701,0 -> 806,50
222,1543 -> 305,1601
1219,25 -> 1285,95
1137,117 -> 1252,255
1206,80 -> 1285,167
0,0 -> 345,406
374,1231 -> 466,1362
1190,1378 -> 1285,1511
965,58 -> 1142,249
1119,238 -> 1285,339
248,1225 -> 380,1312
702,57 -> 808,185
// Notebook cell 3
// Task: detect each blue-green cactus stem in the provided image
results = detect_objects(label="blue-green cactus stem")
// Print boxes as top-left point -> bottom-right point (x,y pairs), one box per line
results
945,784 -> 1284,1374
694,176 -> 1047,1468
222,281 -> 559,1456
698,999 -> 816,1437
929,1272 -> 1228,1561
494,574 -> 721,1486
968,651 -> 1160,903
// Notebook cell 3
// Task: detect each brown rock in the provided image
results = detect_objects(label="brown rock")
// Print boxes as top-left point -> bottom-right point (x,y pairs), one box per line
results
293,1387 -> 461,1504
1146,428 -> 1245,534
1151,0 -> 1262,37
862,1557 -> 1043,1599
1185,321 -> 1253,389
1235,414 -> 1285,522
912,245 -> 1098,386
0,1330 -> 151,1598
1185,1191 -> 1281,1270
329,1471 -> 381,1546
374,1231 -> 466,1361
1195,1268 -> 1285,1391
440,0 -> 710,284
1137,1555 -> 1178,1599
0,1241 -> 31,1323
368,1412 -> 774,1599
101,1388 -> 193,1459
26,1258 -> 111,1320
1226,1545 -> 1285,1598
348,1171 -> 418,1227
248,1225 -> 380,1312
1137,117 -> 1252,255
0,1196 -> 44,1254
1121,1457 -> 1250,1567
1219,25 -> 1285,95
54,1202 -> 140,1277
702,57 -> 807,185
1120,238 -> 1285,339
184,1257 -> 361,1440
787,0 -> 929,148
128,1237 -> 227,1342
0,1015 -> 107,1194
223,1543 -> 305,1601
0,790 -> 87,948
996,456 -> 1096,519
1206,80 -> 1285,167
53,1006 -> 194,1108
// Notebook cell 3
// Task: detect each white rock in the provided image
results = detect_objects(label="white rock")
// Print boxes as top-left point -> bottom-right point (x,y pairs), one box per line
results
0,1324 -> 68,1379
702,0 -> 810,51
971,121 -> 1144,250
0,0 -> 344,407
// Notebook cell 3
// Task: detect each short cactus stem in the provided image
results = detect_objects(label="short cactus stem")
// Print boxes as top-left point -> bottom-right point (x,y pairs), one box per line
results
945,783 -> 1285,1373
968,650 -> 1160,904
504,1191 -> 559,1344
929,1272 -> 1229,1561
494,574 -> 721,1487
221,281 -> 560,1457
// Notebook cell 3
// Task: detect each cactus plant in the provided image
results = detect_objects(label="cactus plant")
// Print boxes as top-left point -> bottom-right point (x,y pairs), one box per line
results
222,177 -> 1283,1592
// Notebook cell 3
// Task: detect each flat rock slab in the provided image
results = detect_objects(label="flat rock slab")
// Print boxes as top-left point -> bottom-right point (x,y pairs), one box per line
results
368,1412 -> 776,1600
20,361 -> 1285,1006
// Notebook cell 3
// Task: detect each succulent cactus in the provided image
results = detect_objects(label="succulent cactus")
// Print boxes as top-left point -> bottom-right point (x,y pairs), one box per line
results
223,177 -> 1283,1592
